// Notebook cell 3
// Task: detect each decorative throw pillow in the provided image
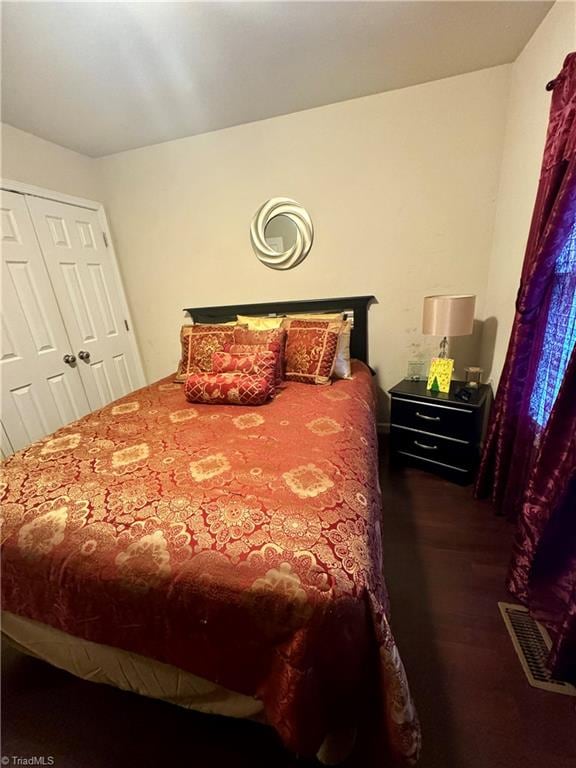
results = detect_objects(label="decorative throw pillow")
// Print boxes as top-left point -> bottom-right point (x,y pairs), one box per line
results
236,314 -> 284,331
283,318 -> 343,384
230,327 -> 286,384
212,350 -> 277,385
285,312 -> 344,322
226,344 -> 282,386
285,314 -> 351,378
175,324 -> 236,382
233,326 -> 285,346
185,372 -> 274,406
333,319 -> 353,379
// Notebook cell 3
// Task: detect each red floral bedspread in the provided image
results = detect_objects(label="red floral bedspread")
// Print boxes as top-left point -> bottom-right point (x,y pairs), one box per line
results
1,361 -> 420,763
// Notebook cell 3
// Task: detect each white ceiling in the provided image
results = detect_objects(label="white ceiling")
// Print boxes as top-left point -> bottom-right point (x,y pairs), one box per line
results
2,1 -> 552,158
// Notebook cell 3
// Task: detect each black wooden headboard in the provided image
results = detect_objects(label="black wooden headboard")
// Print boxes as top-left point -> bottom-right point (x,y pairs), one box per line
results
183,296 -> 375,364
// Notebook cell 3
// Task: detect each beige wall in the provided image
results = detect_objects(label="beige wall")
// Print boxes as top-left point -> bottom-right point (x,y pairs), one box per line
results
2,5 -> 572,409
98,65 -> 511,411
480,2 -> 576,386
1,123 -> 101,201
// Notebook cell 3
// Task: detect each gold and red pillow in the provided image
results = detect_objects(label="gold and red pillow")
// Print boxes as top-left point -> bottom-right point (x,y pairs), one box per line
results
232,326 -> 285,349
236,314 -> 284,331
226,344 -> 283,386
176,325 -> 237,382
212,350 -> 276,384
227,327 -> 286,384
283,318 -> 343,384
285,312 -> 343,322
184,372 -> 274,406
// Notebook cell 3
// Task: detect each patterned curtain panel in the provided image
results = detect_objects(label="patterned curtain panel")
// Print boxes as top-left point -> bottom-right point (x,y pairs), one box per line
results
475,52 -> 576,683
508,354 -> 576,683
475,52 -> 576,514
528,221 -> 576,428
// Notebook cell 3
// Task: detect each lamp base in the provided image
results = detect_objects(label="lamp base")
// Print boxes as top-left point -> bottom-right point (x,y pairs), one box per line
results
438,336 -> 449,359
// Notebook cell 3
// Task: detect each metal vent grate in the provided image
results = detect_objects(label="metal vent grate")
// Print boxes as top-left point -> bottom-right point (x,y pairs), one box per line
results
498,602 -> 576,696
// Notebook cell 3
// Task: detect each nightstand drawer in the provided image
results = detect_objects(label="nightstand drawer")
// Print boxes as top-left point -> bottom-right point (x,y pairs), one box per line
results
391,396 -> 475,441
390,426 -> 476,470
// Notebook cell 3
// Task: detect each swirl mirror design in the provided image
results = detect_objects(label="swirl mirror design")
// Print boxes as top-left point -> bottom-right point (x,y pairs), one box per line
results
250,198 -> 313,270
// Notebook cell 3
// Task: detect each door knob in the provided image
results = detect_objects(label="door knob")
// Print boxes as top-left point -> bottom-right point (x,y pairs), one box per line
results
78,350 -> 91,361
63,354 -> 76,365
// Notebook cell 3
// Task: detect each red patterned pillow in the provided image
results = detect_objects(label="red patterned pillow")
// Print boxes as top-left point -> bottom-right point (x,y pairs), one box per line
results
229,327 -> 285,384
176,325 -> 236,382
184,372 -> 274,406
233,327 -> 285,346
226,344 -> 283,386
283,318 -> 343,384
212,351 -> 276,384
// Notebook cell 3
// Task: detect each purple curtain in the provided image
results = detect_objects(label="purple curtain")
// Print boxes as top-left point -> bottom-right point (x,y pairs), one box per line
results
507,350 -> 576,681
475,52 -> 576,681
475,52 -> 576,511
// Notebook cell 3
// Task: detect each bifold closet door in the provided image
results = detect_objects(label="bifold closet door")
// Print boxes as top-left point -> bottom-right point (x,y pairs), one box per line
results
26,196 -> 139,411
1,190 -> 91,452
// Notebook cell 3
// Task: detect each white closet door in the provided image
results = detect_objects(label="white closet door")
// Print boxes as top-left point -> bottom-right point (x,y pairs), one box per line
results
1,421 -> 15,459
26,196 -> 139,411
1,190 -> 91,452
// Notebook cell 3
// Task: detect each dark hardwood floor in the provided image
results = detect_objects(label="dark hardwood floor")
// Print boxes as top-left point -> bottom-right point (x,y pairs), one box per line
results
2,451 -> 575,768
379,453 -> 576,768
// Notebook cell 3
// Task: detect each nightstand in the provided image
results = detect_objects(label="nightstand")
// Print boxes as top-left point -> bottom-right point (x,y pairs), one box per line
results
389,379 -> 492,484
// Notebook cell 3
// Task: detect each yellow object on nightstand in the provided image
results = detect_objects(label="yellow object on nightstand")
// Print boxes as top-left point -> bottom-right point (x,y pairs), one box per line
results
427,357 -> 454,393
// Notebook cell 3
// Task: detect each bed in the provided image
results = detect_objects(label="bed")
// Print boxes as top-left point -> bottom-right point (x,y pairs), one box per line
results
1,296 -> 420,765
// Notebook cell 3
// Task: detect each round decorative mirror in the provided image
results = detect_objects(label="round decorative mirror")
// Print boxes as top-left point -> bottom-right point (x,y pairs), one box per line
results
264,215 -> 298,253
250,198 -> 313,270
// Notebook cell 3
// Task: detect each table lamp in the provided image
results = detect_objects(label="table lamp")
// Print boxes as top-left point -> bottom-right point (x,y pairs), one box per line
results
422,294 -> 475,391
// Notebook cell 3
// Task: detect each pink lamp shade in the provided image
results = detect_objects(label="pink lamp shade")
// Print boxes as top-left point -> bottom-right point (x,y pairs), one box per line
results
422,294 -> 476,337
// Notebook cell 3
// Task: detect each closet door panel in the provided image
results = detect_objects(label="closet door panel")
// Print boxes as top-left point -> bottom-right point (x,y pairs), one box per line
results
1,191 -> 91,453
59,261 -> 99,343
26,197 -> 138,410
1,422 -> 14,459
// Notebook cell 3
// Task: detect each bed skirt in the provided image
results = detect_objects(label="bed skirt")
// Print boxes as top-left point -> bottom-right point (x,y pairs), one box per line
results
1,611 -> 355,765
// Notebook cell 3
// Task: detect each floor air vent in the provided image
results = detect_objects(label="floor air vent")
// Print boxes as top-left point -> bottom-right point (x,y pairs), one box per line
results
498,602 -> 576,696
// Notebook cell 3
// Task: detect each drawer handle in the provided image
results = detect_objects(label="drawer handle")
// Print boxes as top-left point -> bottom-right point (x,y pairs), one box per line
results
414,440 -> 438,451
416,411 -> 441,422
